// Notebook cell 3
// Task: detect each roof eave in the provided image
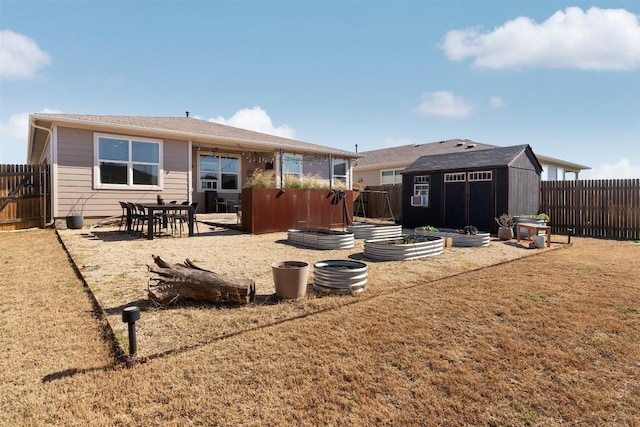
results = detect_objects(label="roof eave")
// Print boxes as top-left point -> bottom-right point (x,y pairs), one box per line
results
29,114 -> 358,159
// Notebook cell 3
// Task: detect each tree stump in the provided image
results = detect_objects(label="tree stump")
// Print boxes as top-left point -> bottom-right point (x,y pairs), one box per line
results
148,255 -> 256,305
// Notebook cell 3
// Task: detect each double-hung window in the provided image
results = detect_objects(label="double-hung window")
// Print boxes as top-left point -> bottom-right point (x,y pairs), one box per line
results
381,169 -> 403,185
95,134 -> 162,189
411,175 -> 430,207
198,153 -> 240,192
332,158 -> 348,186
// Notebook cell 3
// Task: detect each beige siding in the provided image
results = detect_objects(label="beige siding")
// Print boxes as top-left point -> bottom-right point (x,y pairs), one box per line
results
56,127 -> 190,218
353,169 -> 381,186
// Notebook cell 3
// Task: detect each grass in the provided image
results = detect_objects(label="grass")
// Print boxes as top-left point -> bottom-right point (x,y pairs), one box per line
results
1,229 -> 639,425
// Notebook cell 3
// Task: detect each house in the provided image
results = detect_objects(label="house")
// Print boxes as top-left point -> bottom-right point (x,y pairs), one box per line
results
353,139 -> 589,186
401,144 -> 543,233
27,114 -> 359,223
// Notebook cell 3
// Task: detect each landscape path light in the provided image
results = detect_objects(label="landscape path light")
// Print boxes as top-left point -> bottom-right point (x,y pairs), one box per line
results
122,306 -> 140,356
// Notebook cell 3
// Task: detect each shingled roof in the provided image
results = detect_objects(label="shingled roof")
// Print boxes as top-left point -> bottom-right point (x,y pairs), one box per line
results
29,114 -> 357,160
354,139 -> 496,170
402,144 -> 542,174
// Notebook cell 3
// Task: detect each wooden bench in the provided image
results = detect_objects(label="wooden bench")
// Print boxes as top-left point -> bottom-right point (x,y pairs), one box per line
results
516,223 -> 551,248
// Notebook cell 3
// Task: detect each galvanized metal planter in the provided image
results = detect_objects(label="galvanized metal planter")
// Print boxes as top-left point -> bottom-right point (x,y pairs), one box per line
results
313,260 -> 368,295
347,223 -> 402,240
414,228 -> 491,247
287,228 -> 355,250
364,235 -> 444,261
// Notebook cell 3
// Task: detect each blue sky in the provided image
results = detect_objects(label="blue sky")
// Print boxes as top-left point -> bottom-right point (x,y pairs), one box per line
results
1,0 -> 639,179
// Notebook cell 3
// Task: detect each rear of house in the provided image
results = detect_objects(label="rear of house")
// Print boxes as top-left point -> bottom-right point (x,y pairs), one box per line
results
28,114 -> 358,224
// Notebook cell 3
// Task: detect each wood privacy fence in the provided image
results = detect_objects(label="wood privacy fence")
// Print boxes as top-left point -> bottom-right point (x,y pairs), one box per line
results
358,180 -> 640,240
541,179 -> 640,240
354,185 -> 403,222
0,164 -> 50,231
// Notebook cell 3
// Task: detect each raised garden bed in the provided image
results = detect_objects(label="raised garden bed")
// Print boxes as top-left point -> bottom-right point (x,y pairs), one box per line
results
313,260 -> 368,295
347,223 -> 402,240
287,228 -> 355,250
364,235 -> 444,261
414,228 -> 491,247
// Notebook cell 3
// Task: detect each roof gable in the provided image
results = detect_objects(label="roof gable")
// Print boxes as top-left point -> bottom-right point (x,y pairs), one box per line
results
402,144 -> 542,174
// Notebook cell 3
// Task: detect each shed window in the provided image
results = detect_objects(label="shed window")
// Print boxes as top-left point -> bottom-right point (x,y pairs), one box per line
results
444,172 -> 466,182
468,171 -> 492,181
94,133 -> 162,190
411,175 -> 430,207
198,153 -> 240,192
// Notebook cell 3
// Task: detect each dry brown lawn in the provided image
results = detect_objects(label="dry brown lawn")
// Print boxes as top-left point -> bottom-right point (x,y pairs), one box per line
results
1,225 -> 639,426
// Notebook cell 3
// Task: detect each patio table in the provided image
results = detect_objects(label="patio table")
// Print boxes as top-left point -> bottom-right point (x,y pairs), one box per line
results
142,203 -> 195,240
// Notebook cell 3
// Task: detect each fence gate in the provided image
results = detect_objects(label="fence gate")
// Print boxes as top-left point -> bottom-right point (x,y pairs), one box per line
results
0,164 -> 50,231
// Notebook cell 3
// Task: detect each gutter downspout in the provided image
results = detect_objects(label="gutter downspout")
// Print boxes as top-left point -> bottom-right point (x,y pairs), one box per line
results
30,119 -> 55,227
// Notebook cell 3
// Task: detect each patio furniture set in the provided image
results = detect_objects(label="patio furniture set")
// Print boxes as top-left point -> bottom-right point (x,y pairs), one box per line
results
119,201 -> 198,240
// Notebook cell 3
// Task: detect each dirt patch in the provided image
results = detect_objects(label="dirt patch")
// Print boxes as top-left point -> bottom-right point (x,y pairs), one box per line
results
57,223 -> 558,358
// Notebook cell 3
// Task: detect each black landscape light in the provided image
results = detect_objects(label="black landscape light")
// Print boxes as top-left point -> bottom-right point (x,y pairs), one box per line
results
122,306 -> 140,356
567,228 -> 574,244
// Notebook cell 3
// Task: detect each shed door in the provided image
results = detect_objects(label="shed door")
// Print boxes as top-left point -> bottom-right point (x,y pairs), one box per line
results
443,173 -> 466,228
468,180 -> 494,230
444,171 -> 495,231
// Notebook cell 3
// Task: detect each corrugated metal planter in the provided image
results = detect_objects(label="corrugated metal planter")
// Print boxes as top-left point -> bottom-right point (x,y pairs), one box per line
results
347,223 -> 402,240
414,228 -> 491,247
313,260 -> 368,295
364,235 -> 444,261
287,228 -> 355,250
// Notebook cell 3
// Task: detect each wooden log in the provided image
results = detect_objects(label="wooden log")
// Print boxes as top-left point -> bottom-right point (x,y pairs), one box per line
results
148,255 -> 256,305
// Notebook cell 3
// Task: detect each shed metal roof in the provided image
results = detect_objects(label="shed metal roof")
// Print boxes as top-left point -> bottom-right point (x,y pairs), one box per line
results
402,144 -> 541,174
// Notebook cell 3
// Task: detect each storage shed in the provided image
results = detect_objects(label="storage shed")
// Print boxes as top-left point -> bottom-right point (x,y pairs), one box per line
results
401,144 -> 543,233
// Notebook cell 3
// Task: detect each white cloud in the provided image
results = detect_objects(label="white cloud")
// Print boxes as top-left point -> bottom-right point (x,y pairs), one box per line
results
207,107 -> 296,139
415,91 -> 473,118
0,29 -> 51,79
441,7 -> 640,70
588,158 -> 640,179
489,96 -> 505,108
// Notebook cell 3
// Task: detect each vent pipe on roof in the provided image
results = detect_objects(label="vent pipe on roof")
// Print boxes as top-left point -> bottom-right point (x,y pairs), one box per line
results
185,111 -> 190,118
466,144 -> 476,148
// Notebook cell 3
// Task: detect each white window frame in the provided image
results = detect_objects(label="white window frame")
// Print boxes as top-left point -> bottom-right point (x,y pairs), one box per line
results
411,175 -> 430,207
93,133 -> 163,190
444,172 -> 466,183
332,157 -> 348,186
380,169 -> 403,185
468,171 -> 492,181
197,153 -> 241,193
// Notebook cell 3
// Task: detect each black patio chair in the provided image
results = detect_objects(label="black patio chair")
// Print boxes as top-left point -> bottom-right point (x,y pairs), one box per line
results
118,201 -> 128,232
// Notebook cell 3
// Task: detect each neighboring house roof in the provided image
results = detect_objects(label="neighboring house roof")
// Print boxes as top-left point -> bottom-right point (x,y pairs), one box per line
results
28,114 -> 358,163
354,139 -> 496,170
402,144 -> 542,174
535,154 -> 590,172
353,138 -> 590,174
